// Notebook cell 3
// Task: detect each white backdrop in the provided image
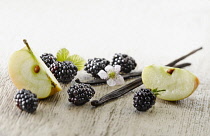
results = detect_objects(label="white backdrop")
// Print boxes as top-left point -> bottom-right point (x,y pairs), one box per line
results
0,0 -> 209,74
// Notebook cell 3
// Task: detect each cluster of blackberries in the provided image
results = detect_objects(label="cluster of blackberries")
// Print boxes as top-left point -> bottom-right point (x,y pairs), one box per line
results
14,89 -> 38,113
133,88 -> 156,111
40,53 -> 56,67
50,61 -> 77,84
112,53 -> 137,73
84,53 -> 137,77
67,82 -> 95,106
40,53 -> 77,84
84,58 -> 110,77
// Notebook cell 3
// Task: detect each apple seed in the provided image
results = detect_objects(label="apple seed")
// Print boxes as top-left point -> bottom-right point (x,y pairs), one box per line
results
167,68 -> 175,75
34,65 -> 40,73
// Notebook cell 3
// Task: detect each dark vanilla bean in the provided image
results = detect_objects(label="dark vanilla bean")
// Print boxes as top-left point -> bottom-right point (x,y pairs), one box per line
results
172,63 -> 191,68
91,78 -> 142,106
166,47 -> 202,67
91,63 -> 192,107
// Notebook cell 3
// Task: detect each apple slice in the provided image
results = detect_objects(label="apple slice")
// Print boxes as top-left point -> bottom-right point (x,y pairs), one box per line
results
142,65 -> 199,101
8,40 -> 62,99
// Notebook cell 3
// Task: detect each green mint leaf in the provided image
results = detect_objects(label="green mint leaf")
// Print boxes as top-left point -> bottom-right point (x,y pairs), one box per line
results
56,48 -> 70,62
67,55 -> 86,71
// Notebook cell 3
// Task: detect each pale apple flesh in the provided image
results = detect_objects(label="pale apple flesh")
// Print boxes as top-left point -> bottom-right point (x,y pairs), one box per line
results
8,46 -> 62,99
142,65 -> 199,101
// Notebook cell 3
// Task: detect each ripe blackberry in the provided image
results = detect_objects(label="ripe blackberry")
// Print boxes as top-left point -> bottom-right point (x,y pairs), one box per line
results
67,83 -> 95,106
40,53 -> 57,67
84,58 -> 110,77
112,53 -> 137,73
14,89 -> 38,113
50,61 -> 78,84
133,88 -> 156,111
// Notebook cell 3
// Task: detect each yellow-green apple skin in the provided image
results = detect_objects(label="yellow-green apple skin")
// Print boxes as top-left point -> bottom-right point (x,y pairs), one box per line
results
8,46 -> 62,99
142,65 -> 199,101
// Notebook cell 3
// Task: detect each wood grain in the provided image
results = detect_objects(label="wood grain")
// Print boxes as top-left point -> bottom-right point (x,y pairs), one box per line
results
0,48 -> 210,136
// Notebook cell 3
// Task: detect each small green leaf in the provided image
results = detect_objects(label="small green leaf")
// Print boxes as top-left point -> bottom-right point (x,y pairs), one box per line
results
56,48 -> 70,62
56,48 -> 85,70
67,55 -> 86,71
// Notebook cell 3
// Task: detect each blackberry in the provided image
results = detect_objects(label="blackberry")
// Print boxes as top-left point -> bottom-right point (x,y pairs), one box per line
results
133,88 -> 156,111
50,61 -> 78,84
40,53 -> 57,68
84,58 -> 110,77
67,83 -> 95,105
112,53 -> 137,73
14,89 -> 38,113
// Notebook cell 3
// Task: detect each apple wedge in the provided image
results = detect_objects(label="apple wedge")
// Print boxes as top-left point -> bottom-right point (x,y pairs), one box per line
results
8,40 -> 62,99
142,65 -> 199,101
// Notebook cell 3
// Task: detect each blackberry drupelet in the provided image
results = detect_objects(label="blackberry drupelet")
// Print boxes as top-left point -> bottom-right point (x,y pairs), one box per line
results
67,83 -> 95,105
112,53 -> 137,73
50,61 -> 78,84
84,58 -> 110,77
40,53 -> 57,67
14,89 -> 38,113
133,88 -> 156,111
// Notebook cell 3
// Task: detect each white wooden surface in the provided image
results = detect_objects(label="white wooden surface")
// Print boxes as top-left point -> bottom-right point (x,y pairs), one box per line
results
0,0 -> 210,136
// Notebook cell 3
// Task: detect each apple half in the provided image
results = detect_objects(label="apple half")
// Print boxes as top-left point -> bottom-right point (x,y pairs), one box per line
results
8,40 -> 62,99
142,65 -> 199,101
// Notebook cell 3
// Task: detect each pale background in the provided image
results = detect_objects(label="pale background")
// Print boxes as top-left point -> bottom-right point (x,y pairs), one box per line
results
0,0 -> 210,136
